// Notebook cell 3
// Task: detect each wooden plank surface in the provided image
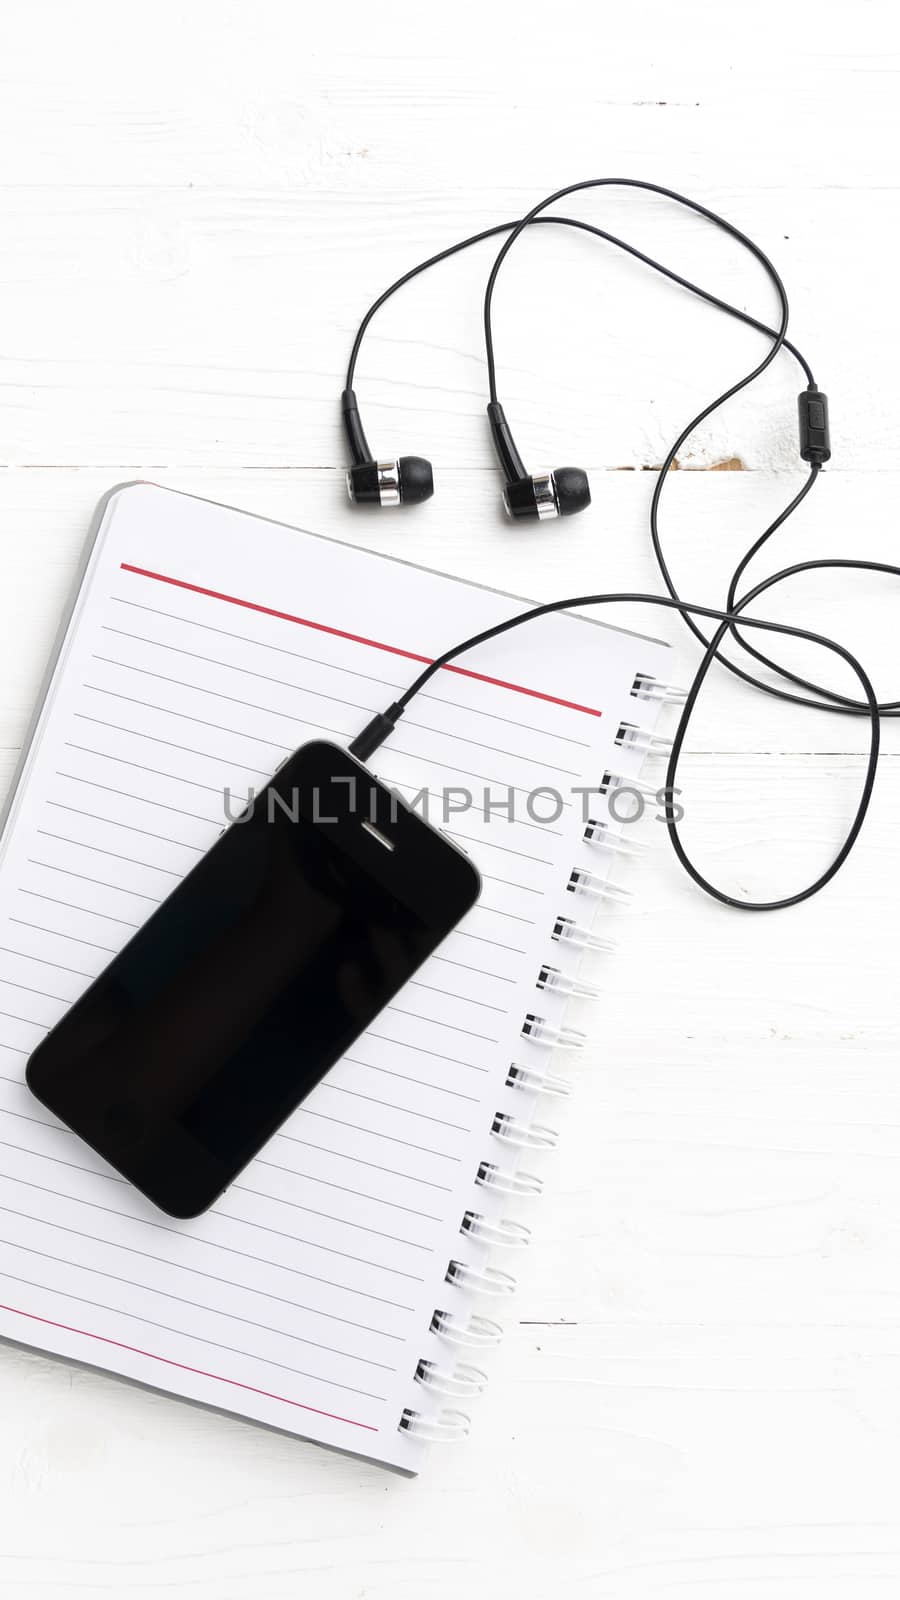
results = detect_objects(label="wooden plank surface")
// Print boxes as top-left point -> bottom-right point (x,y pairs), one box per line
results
1,2 -> 900,1595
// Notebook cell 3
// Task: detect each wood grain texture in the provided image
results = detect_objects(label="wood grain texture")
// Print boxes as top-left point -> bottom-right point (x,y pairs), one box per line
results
2,2 -> 900,1595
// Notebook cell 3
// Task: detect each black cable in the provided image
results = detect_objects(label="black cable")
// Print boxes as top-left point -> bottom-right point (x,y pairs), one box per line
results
482,179 -> 794,401
349,571 -> 882,912
345,200 -> 835,703
346,214 -> 813,391
344,182 -> 894,906
478,180 -> 898,720
347,195 -> 834,710
725,557 -> 900,715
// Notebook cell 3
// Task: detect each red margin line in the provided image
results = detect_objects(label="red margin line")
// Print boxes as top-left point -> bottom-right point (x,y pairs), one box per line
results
0,1302 -> 377,1433
120,564 -> 602,719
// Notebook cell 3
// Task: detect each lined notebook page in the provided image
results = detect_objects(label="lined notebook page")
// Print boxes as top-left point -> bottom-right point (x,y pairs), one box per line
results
0,484 -> 669,1472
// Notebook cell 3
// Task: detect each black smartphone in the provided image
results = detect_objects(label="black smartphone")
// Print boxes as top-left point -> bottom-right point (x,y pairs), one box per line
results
26,739 -> 481,1218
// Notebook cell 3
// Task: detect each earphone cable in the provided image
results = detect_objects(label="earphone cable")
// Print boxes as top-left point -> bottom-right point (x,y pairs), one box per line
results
346,215 -> 813,392
348,573 -> 883,912
482,179 -> 793,401
344,185 -> 896,903
478,182 -> 896,718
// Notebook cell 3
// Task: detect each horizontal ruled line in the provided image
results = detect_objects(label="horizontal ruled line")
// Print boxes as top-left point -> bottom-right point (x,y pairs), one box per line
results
0,976 -> 70,1005
10,916 -> 118,955
0,1201 -> 406,1344
325,1082 -> 472,1133
0,1170 -> 417,1314
0,1127 -> 440,1248
431,953 -> 514,985
407,978 -> 508,1015
82,684 -> 292,754
0,1236 -> 398,1376
385,1005 -> 499,1044
65,741 -> 235,798
445,828 -> 553,866
366,1031 -> 489,1074
27,861 -> 162,904
270,1135 -> 454,1194
382,779 -> 564,839
0,1006 -> 44,1028
342,1056 -> 481,1105
108,599 -> 593,746
0,1109 -> 438,1257
119,564 -> 604,718
104,617 -> 593,747
0,1299 -> 378,1432
73,713 -> 271,777
56,771 -> 218,826
46,801 -> 205,852
452,928 -> 527,956
36,831 -> 182,879
92,651 -> 583,779
0,944 -> 93,980
0,1275 -> 385,1405
18,890 -> 139,930
297,1108 -> 462,1163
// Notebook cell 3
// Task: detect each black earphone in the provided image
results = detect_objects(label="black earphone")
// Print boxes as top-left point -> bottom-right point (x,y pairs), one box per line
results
485,401 -> 591,520
343,196 -> 831,522
341,387 -> 433,507
341,178 -> 895,911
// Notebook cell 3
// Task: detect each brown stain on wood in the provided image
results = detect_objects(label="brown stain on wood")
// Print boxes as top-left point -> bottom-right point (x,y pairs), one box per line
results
615,455 -> 746,472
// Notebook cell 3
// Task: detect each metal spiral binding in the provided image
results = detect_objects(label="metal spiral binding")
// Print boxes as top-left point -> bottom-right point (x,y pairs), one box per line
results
429,1309 -> 505,1347
566,867 -> 631,904
461,1209 -> 532,1246
476,1159 -> 544,1196
521,1012 -> 586,1050
414,1358 -> 488,1397
398,1407 -> 471,1441
491,1108 -> 559,1148
445,1259 -> 517,1296
583,817 -> 649,857
599,768 -> 660,801
537,963 -> 602,1001
631,672 -> 688,704
403,715 -> 668,1451
615,720 -> 674,756
506,1061 -> 572,1099
552,914 -> 615,954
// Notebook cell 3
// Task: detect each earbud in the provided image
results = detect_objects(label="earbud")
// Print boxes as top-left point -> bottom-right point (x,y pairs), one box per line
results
342,389 -> 434,507
487,402 -> 591,520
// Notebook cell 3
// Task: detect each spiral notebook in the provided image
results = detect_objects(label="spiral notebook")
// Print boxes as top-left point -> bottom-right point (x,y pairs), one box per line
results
0,483 -> 673,1474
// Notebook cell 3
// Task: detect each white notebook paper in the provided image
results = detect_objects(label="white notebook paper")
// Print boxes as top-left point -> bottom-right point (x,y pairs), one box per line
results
0,483 -> 670,1473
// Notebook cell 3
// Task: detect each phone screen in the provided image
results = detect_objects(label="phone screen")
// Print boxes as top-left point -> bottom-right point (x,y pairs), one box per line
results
26,740 -> 481,1216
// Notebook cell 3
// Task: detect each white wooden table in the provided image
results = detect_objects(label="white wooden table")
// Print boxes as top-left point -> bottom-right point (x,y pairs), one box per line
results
2,4 -> 900,1595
